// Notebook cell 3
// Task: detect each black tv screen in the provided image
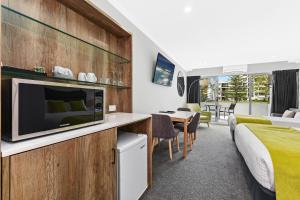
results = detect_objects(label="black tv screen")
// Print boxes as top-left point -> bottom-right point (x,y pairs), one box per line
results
152,53 -> 175,87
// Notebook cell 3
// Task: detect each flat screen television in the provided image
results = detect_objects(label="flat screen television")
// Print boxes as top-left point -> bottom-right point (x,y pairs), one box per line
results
152,53 -> 175,87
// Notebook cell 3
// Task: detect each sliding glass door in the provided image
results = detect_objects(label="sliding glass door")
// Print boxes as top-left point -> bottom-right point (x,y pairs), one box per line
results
220,75 -> 249,117
249,74 -> 271,115
200,77 -> 219,121
200,73 -> 271,122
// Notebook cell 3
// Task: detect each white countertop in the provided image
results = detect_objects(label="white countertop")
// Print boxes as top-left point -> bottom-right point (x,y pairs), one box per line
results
1,112 -> 151,157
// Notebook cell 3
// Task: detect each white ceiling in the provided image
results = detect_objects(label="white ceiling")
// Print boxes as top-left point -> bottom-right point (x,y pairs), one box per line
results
107,0 -> 300,70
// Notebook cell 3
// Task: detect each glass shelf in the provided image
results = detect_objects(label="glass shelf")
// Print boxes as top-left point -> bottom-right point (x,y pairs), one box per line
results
1,5 -> 130,64
2,69 -> 131,89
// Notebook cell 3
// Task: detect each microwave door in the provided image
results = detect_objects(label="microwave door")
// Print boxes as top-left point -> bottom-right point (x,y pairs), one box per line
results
94,90 -> 104,121
8,78 -> 105,142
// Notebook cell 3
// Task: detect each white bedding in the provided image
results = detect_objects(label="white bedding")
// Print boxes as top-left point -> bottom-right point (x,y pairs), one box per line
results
235,123 -> 300,192
229,114 -> 300,134
235,124 -> 275,191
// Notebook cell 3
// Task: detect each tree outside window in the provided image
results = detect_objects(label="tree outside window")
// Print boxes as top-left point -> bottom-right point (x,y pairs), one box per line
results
224,75 -> 248,103
200,74 -> 270,104
200,79 -> 208,102
252,74 -> 270,102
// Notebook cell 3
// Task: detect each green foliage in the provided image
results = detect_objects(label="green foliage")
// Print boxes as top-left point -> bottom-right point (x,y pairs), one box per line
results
225,75 -> 248,102
252,74 -> 270,102
200,79 -> 208,102
200,74 -> 270,104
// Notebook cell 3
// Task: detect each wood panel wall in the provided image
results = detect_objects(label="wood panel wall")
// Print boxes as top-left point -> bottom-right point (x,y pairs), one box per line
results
1,0 -> 132,112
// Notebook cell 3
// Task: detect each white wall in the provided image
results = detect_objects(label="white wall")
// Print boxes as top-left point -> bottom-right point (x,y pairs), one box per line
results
187,61 -> 300,76
189,61 -> 300,110
90,0 -> 187,114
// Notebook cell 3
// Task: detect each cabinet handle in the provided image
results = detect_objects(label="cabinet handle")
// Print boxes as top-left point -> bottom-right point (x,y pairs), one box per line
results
112,148 -> 116,165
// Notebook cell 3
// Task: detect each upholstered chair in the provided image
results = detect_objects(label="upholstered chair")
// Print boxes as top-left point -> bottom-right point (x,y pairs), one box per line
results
151,114 -> 180,160
187,103 -> 211,127
174,112 -> 200,150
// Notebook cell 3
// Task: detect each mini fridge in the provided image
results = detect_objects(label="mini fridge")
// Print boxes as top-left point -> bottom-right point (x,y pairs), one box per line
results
117,132 -> 148,200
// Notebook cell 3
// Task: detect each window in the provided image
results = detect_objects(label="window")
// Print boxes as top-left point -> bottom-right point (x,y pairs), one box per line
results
200,73 -> 271,121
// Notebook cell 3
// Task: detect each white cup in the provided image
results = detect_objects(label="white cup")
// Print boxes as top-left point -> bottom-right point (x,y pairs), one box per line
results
53,66 -> 64,74
86,73 -> 97,83
78,72 -> 87,81
53,66 -> 74,79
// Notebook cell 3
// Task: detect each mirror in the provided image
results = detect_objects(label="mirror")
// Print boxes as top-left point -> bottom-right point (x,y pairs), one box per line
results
177,71 -> 185,96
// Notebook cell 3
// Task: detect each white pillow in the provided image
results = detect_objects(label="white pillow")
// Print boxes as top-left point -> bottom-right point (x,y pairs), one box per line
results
294,112 -> 300,119
282,110 -> 295,118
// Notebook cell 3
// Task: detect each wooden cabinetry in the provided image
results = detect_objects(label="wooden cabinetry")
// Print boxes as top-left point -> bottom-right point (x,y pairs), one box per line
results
2,128 -> 117,200
9,139 -> 80,200
78,128 -> 117,200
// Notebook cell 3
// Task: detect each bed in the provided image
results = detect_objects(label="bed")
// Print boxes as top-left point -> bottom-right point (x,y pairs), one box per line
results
229,114 -> 300,140
235,124 -> 275,192
235,123 -> 300,200
235,124 -> 277,200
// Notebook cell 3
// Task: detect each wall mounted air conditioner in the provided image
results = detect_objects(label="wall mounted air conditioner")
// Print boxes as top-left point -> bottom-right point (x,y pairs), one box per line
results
223,64 -> 248,74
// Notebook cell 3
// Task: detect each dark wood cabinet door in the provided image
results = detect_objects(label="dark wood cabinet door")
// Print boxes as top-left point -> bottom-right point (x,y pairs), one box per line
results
78,128 -> 117,200
9,139 -> 80,200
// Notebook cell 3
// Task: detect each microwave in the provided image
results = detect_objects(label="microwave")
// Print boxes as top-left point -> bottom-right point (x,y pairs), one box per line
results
2,78 -> 105,142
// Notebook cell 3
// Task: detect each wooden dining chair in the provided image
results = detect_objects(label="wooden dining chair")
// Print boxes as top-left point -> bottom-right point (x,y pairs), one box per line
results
151,114 -> 180,160
174,112 -> 200,150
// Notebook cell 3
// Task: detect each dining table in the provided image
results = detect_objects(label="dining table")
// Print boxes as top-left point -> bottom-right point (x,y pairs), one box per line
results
159,111 -> 195,158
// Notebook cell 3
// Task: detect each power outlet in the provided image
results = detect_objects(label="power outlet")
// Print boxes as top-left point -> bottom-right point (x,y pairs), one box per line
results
109,105 -> 117,112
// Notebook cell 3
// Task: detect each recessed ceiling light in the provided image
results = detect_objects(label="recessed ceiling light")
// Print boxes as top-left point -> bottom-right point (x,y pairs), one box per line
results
184,6 -> 192,13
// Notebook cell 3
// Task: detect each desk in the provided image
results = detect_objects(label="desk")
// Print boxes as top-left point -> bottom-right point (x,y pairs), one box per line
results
1,113 -> 153,188
159,111 -> 194,158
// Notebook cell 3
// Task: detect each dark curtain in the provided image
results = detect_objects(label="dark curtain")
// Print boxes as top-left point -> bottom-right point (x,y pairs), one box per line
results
187,76 -> 200,103
271,69 -> 299,114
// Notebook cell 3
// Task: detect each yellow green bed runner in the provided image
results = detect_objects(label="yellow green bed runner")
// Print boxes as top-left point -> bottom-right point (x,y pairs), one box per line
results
235,114 -> 272,125
245,123 -> 300,200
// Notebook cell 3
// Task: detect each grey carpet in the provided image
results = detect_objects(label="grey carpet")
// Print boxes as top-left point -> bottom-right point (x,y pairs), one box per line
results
141,124 -> 252,200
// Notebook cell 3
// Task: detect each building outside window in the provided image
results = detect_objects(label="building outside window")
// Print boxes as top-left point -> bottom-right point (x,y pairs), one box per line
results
200,74 -> 271,121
